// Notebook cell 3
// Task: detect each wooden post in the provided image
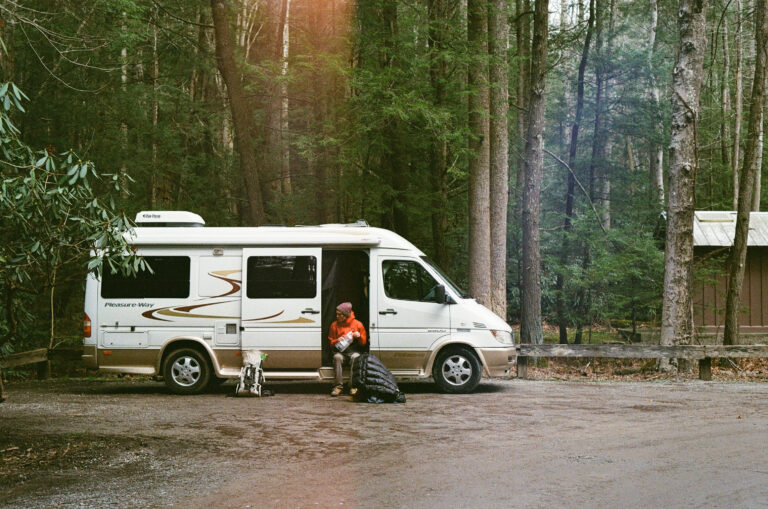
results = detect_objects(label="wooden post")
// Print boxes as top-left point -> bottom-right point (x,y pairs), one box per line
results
517,356 -> 528,379
699,357 -> 712,381
37,360 -> 51,380
0,368 -> 6,402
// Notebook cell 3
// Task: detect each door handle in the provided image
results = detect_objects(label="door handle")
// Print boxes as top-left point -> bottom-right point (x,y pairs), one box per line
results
379,308 -> 398,315
301,308 -> 320,314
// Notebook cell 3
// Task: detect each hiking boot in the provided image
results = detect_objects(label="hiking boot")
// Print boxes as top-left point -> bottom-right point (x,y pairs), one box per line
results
331,385 -> 343,397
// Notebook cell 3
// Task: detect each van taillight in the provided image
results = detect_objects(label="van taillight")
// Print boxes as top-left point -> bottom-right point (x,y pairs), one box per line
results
84,313 -> 92,338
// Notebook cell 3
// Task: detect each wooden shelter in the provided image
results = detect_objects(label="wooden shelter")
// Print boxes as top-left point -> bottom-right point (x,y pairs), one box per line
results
693,211 -> 768,335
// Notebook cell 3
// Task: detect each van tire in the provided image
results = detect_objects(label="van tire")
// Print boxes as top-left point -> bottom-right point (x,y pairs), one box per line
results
432,346 -> 481,394
163,348 -> 211,395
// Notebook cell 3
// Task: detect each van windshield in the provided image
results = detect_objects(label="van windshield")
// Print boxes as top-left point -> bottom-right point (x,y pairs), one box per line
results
420,256 -> 469,298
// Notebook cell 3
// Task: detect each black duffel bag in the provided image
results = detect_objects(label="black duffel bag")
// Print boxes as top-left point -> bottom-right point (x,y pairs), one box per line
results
350,353 -> 406,403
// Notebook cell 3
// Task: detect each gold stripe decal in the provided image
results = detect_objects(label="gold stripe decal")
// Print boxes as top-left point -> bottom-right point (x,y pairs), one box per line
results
208,271 -> 242,297
142,300 -> 238,321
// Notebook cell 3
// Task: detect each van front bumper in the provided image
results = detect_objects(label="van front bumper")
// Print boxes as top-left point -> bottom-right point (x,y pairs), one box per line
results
478,346 -> 517,377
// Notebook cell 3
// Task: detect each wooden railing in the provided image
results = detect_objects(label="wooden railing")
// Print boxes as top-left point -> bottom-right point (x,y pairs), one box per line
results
516,344 -> 768,380
0,348 -> 82,402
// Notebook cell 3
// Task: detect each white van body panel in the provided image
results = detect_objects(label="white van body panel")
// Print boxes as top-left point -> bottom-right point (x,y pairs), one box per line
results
85,218 -> 515,390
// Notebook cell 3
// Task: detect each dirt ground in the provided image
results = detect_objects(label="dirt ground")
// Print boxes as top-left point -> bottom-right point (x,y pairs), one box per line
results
2,373 -> 768,509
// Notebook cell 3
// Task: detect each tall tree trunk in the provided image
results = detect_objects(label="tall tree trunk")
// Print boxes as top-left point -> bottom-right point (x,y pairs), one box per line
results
489,0 -> 509,319
521,0 -> 549,345
428,0 -> 454,268
513,0 -> 531,294
733,0 -> 744,209
659,0 -> 709,366
556,0 -> 595,344
468,0 -> 491,307
280,0 -> 292,195
210,0 -> 266,225
649,0 -> 665,207
151,11 -> 159,207
589,0 -> 609,226
120,11 -> 129,195
752,105 -> 765,211
721,9 -> 732,172
725,0 -> 767,344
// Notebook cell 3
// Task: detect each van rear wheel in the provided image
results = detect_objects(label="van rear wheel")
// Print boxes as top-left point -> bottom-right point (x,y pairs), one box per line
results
432,346 -> 481,394
163,348 -> 211,395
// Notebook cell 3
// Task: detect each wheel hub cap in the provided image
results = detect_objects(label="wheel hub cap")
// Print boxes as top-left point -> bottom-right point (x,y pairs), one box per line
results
442,355 -> 472,386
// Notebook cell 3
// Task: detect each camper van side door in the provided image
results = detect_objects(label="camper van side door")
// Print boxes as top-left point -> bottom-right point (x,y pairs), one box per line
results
376,257 -> 451,373
241,248 -> 322,369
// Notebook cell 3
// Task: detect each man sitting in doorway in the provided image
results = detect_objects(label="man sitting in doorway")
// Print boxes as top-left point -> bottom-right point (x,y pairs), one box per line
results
329,302 -> 367,397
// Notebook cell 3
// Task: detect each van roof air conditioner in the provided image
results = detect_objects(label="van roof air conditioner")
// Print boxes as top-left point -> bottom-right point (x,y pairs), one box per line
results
135,211 -> 205,227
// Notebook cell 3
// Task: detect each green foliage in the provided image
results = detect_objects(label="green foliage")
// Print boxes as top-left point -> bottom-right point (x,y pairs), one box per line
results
0,82 -> 136,350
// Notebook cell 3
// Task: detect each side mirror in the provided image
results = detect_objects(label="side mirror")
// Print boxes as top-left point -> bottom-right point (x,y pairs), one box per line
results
434,284 -> 446,304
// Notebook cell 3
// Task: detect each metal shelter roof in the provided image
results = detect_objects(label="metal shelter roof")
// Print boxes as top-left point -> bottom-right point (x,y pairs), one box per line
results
694,211 -> 768,247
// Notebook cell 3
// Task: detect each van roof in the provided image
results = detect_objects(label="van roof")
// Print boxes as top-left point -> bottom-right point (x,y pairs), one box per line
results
126,225 -> 423,253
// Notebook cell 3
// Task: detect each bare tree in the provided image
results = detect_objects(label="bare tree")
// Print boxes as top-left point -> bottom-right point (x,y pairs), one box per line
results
520,0 -> 549,345
659,0 -> 709,368
724,0 -> 767,345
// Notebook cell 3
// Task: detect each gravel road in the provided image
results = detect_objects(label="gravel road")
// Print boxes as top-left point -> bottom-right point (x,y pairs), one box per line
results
1,378 -> 767,508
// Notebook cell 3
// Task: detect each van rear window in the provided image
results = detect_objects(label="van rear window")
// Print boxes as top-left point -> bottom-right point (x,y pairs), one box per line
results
101,256 -> 191,299
246,256 -> 316,298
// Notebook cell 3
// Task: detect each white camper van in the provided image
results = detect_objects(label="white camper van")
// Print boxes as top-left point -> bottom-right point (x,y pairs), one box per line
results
82,211 -> 515,394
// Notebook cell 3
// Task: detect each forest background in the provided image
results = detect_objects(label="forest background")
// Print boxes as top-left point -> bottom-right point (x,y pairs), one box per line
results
0,0 -> 765,356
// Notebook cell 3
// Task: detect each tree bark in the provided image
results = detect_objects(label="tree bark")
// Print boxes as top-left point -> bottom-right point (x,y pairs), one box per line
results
210,0 -> 266,225
521,0 -> 549,345
733,0 -> 744,209
468,0 -> 491,307
648,0 -> 665,207
489,0 -> 509,319
659,0 -> 709,365
724,0 -> 767,345
556,0 -> 595,344
280,0 -> 292,195
721,8 -> 732,172
752,103 -> 764,211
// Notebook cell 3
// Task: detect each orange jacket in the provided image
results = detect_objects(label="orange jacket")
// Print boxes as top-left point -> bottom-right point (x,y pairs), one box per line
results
328,311 -> 367,348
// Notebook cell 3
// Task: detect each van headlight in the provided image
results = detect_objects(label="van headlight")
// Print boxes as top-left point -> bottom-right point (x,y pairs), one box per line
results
491,330 -> 514,345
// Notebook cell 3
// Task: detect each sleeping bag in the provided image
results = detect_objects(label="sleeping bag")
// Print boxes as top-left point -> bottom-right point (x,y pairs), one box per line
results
350,353 -> 406,403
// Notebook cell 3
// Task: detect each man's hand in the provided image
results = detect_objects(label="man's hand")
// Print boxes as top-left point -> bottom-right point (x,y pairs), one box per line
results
352,331 -> 361,339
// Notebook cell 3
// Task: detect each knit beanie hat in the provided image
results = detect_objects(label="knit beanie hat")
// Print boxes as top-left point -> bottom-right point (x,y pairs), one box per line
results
336,302 -> 353,317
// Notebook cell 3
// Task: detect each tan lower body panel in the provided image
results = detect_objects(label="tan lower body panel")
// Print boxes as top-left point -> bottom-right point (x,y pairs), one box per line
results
478,347 -> 516,377
377,350 -> 430,373
255,349 -> 322,370
98,348 -> 159,373
213,349 -> 243,372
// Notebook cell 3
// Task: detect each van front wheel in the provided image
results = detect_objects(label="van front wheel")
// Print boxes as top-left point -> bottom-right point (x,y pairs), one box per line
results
432,347 -> 481,393
163,348 -> 211,395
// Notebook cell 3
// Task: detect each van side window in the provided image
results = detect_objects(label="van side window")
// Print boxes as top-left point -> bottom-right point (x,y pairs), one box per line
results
246,256 -> 317,298
101,256 -> 190,298
382,260 -> 440,302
